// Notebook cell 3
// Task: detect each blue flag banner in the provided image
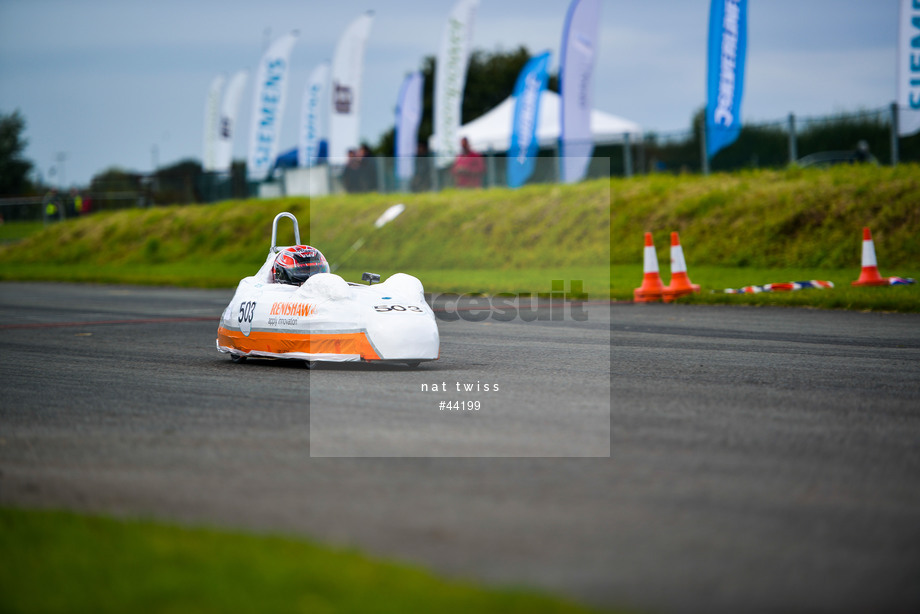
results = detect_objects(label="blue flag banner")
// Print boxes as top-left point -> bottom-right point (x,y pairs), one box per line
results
299,62 -> 329,168
706,0 -> 747,159
898,0 -> 920,136
395,71 -> 424,182
508,51 -> 551,188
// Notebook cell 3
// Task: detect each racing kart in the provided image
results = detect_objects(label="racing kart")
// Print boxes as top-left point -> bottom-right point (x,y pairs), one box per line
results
216,212 -> 439,367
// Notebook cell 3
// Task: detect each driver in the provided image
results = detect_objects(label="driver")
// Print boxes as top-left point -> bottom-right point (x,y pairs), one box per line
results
272,245 -> 330,285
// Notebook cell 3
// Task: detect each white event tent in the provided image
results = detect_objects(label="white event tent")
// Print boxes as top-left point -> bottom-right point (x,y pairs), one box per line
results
431,90 -> 642,153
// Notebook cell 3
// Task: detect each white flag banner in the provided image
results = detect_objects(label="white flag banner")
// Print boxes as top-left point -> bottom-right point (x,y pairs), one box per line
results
203,74 -> 225,172
247,31 -> 298,180
299,62 -> 330,168
432,0 -> 479,168
898,0 -> 920,136
329,12 -> 375,163
215,70 -> 248,173
396,72 -> 424,182
559,0 -> 601,183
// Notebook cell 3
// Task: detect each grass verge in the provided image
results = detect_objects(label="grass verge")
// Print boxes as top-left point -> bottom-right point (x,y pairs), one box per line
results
0,507 -> 614,614
337,265 -> 919,312
2,261 -> 913,312
0,165 -> 917,311
0,220 -> 44,244
609,264 -> 920,311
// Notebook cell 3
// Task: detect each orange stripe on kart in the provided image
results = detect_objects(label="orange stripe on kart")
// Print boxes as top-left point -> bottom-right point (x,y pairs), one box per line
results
217,326 -> 381,360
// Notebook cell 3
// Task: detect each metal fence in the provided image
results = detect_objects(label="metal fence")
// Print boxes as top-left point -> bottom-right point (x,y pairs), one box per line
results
0,190 -> 154,222
248,150 -> 613,200
245,103 -> 917,200
644,104 -> 910,176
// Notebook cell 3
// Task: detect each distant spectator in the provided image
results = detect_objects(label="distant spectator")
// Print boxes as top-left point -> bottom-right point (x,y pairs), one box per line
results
412,141 -> 433,192
316,139 -> 328,165
68,188 -> 80,217
342,149 -> 363,193
357,143 -> 378,192
451,137 -> 485,189
852,140 -> 876,164
42,189 -> 62,223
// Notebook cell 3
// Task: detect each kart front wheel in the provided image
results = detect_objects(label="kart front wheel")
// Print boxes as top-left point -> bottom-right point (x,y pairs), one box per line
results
230,354 -> 247,364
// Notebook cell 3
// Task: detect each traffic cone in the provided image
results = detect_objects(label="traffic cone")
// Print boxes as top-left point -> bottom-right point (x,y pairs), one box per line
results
851,227 -> 888,286
634,232 -> 664,302
663,232 -> 701,302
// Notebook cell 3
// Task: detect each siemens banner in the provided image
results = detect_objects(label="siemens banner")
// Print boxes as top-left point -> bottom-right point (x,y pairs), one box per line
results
560,0 -> 601,184
247,31 -> 298,180
508,51 -> 551,189
706,0 -> 747,159
899,0 -> 920,136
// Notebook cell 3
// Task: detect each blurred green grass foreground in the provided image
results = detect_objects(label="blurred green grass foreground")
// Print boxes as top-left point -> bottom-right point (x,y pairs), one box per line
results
0,507 -> 613,614
0,164 -> 917,311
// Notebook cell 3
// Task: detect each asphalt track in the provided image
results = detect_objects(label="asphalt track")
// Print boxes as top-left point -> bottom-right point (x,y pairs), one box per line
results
1,281 -> 919,613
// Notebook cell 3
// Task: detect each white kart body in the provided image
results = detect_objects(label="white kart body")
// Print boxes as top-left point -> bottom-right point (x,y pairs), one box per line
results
216,213 -> 439,365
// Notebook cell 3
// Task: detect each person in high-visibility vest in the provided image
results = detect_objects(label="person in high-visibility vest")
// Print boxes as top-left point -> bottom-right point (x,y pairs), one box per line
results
42,189 -> 62,222
68,188 -> 80,217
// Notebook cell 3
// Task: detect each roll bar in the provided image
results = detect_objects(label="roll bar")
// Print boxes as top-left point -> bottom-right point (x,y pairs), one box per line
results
270,212 -> 301,253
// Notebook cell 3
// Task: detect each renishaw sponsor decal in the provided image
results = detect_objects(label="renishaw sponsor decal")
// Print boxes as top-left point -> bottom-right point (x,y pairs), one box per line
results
231,298 -> 318,336
270,301 -> 316,316
266,301 -> 316,328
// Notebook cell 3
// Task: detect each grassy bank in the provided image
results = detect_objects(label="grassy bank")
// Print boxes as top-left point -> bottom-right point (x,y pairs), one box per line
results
0,164 -> 917,309
0,507 -> 611,614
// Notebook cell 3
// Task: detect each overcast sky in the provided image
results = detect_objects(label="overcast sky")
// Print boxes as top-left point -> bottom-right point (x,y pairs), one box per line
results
0,0 -> 899,186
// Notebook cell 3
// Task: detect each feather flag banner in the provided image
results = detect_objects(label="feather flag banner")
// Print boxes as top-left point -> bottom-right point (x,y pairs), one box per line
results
328,12 -> 374,163
508,51 -> 551,188
299,62 -> 329,167
432,0 -> 479,168
395,71 -> 424,182
247,31 -> 298,180
706,0 -> 747,159
215,70 -> 247,172
559,0 -> 601,183
203,74 -> 225,172
898,0 -> 920,136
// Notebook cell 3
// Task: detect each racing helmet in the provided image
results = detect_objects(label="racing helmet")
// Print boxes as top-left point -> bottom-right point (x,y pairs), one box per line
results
273,245 -> 330,285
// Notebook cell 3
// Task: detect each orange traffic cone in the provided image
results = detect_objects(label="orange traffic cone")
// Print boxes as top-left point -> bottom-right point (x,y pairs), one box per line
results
851,227 -> 888,286
663,232 -> 701,302
634,232 -> 664,303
